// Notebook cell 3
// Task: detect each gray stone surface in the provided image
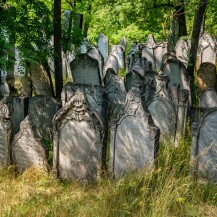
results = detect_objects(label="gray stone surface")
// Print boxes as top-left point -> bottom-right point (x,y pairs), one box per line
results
161,58 -> 190,92
62,82 -> 106,117
12,116 -> 49,173
14,47 -> 26,76
147,75 -> 176,142
97,33 -> 109,62
30,64 -> 52,96
200,89 -> 217,108
198,33 -> 216,66
0,101 -> 12,170
6,96 -> 29,137
28,96 -> 61,141
120,37 -> 127,51
103,54 -> 119,77
53,89 -> 104,181
110,88 -> 159,178
175,38 -> 190,66
18,76 -> 32,97
0,79 -> 10,98
141,34 -> 168,72
197,62 -> 216,91
111,45 -> 125,69
70,54 -> 101,85
87,47 -> 104,83
191,108 -> 217,182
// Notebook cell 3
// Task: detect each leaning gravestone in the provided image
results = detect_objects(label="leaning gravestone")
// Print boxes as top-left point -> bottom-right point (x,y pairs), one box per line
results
6,96 -> 29,137
175,38 -> 190,66
70,54 -> 101,85
191,108 -> 217,182
110,88 -> 159,178
103,54 -> 119,77
197,33 -> 216,67
12,116 -> 49,173
141,34 -> 168,72
147,75 -> 176,142
87,47 -> 104,83
200,89 -> 217,108
197,62 -> 216,91
0,101 -> 12,170
52,89 -> 104,181
161,57 -> 190,93
30,63 -> 52,96
28,96 -> 61,141
111,45 -> 125,69
97,33 -> 109,63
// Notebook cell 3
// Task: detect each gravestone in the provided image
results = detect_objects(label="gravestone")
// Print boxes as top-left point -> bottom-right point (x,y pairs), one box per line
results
52,89 -> 104,181
197,62 -> 216,91
97,33 -> 109,62
87,47 -> 104,83
200,89 -> 217,108
30,64 -> 52,96
28,96 -> 61,141
126,42 -> 138,74
191,108 -> 217,182
70,54 -> 101,85
62,82 -> 106,118
161,58 -> 190,93
175,38 -> 190,66
14,47 -> 26,76
110,88 -> 159,178
103,54 -> 119,77
147,75 -> 176,142
141,34 -> 168,72
0,101 -> 12,170
12,116 -> 49,172
120,37 -> 127,51
0,79 -> 10,98
111,45 -> 125,69
197,33 -> 216,66
18,76 -> 32,97
6,96 -> 29,137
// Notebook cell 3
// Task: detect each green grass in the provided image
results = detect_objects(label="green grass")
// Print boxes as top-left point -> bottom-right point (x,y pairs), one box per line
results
0,136 -> 217,217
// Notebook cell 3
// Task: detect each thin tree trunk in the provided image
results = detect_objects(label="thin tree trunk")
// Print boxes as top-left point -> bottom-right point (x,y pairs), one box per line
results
176,0 -> 187,37
187,0 -> 207,105
53,0 -> 63,99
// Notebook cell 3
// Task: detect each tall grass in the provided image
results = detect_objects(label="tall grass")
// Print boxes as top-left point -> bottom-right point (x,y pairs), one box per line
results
0,135 -> 216,217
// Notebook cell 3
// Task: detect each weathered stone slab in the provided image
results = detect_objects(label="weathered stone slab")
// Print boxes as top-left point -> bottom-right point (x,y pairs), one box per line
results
111,45 -> 125,69
175,38 -> 190,66
110,88 -> 159,178
103,54 -> 119,77
28,96 -> 61,140
147,75 -> 176,142
97,33 -> 109,62
200,89 -> 217,108
30,64 -> 52,96
197,33 -> 216,66
87,47 -> 104,83
18,76 -> 32,97
70,54 -> 101,85
14,47 -> 26,76
62,82 -> 106,117
120,37 -> 127,51
161,58 -> 190,92
141,34 -> 168,72
191,108 -> 217,182
6,96 -> 29,137
197,62 -> 216,91
0,101 -> 12,170
12,116 -> 49,172
53,89 -> 104,181
0,79 -> 10,98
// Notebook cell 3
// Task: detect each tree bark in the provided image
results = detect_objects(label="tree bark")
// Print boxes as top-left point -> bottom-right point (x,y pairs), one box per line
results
175,0 -> 187,37
187,0 -> 207,105
53,0 -> 63,99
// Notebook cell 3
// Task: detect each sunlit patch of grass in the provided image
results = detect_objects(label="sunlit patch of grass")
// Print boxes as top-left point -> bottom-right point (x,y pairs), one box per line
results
0,135 -> 217,216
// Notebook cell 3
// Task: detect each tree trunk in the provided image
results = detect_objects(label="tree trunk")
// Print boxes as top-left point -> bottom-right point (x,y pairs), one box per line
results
175,0 -> 187,37
187,0 -> 207,105
53,0 -> 63,99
